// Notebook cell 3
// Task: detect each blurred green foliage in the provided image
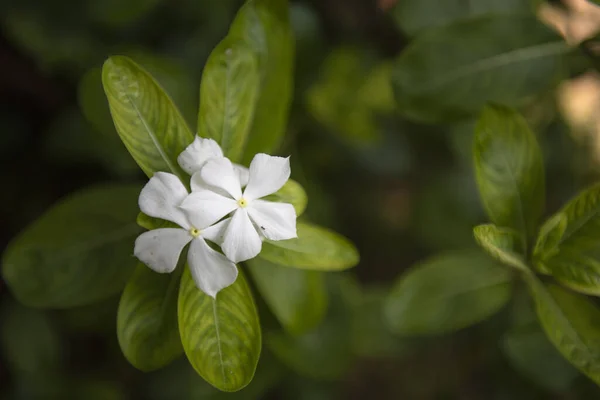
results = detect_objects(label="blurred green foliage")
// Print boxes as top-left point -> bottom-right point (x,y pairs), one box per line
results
2,0 -> 600,398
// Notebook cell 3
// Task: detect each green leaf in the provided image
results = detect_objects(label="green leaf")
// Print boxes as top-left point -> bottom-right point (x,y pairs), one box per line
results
383,251 -> 512,336
266,275 -> 356,380
228,0 -> 295,162
525,274 -> 600,386
87,0 -> 161,28
535,184 -> 600,255
474,104 -> 545,240
350,286 -> 408,358
391,0 -> 533,37
247,257 -> 327,335
178,268 -> 261,392
2,184 -> 141,308
533,213 -> 566,273
503,321 -> 579,392
136,212 -> 179,230
392,15 -> 569,123
262,179 -> 308,216
102,55 -> 194,180
539,251 -> 600,296
473,224 -> 528,271
259,222 -> 359,270
78,68 -> 138,176
533,184 -> 600,294
117,264 -> 183,372
0,302 -> 62,374
198,38 -> 260,163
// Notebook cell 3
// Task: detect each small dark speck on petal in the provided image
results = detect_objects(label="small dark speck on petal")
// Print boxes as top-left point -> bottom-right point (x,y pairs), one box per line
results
261,226 -> 265,230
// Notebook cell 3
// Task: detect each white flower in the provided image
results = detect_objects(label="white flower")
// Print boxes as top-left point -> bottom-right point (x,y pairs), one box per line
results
177,135 -> 249,186
181,154 -> 297,263
134,172 -> 237,298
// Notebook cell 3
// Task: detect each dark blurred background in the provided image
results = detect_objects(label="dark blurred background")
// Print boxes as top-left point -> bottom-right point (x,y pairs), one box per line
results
2,0 -> 600,398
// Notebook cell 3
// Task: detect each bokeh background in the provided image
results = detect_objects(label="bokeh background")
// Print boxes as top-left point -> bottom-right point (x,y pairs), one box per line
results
2,0 -> 600,398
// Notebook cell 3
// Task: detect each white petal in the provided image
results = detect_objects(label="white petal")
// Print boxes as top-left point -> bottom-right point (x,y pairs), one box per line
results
177,136 -> 223,175
200,158 -> 242,200
247,200 -> 297,241
134,228 -> 192,273
243,154 -> 291,200
221,209 -> 262,263
187,238 -> 238,298
179,191 -> 237,230
201,217 -> 231,246
139,172 -> 189,228
233,164 -> 250,187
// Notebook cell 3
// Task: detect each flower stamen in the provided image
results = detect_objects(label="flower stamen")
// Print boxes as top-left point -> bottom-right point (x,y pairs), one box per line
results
189,227 -> 201,237
238,198 -> 248,208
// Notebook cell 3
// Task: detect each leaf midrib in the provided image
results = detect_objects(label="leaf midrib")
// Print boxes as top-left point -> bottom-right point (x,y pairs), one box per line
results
416,40 -> 567,92
212,299 -> 227,382
125,92 -> 184,181
557,202 -> 600,248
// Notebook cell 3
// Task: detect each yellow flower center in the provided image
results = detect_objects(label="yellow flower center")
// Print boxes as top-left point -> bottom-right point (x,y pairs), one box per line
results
189,227 -> 201,237
238,198 -> 248,208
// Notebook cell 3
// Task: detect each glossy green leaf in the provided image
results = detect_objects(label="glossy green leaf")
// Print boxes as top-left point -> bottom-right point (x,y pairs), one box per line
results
117,264 -> 183,372
228,0 -> 294,162
473,224 -> 528,271
474,104 -> 545,240
198,39 -> 260,163
391,0 -> 533,37
533,184 -> 600,294
259,221 -> 359,270
2,184 -> 141,308
535,184 -> 600,255
392,15 -> 569,123
525,275 -> 600,385
503,322 -> 579,392
102,55 -> 194,180
539,252 -> 600,296
178,268 -> 261,392
247,257 -> 327,335
384,251 -> 512,335
262,179 -> 308,216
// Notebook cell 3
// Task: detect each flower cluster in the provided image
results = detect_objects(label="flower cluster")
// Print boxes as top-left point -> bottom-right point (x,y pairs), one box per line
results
134,136 -> 298,298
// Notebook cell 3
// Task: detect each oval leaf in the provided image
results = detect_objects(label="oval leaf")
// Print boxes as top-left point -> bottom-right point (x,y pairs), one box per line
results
198,39 -> 260,163
228,0 -> 294,162
392,15 -> 568,123
102,55 -> 193,179
259,222 -> 359,270
473,224 -> 528,271
247,257 -> 327,335
2,184 -> 141,308
266,275 -> 356,380
535,184 -> 600,255
391,0 -> 533,37
178,268 -> 261,392
534,184 -> 600,293
474,104 -> 545,240
117,264 -> 183,371
526,275 -> 600,386
262,179 -> 308,216
383,251 -> 512,335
